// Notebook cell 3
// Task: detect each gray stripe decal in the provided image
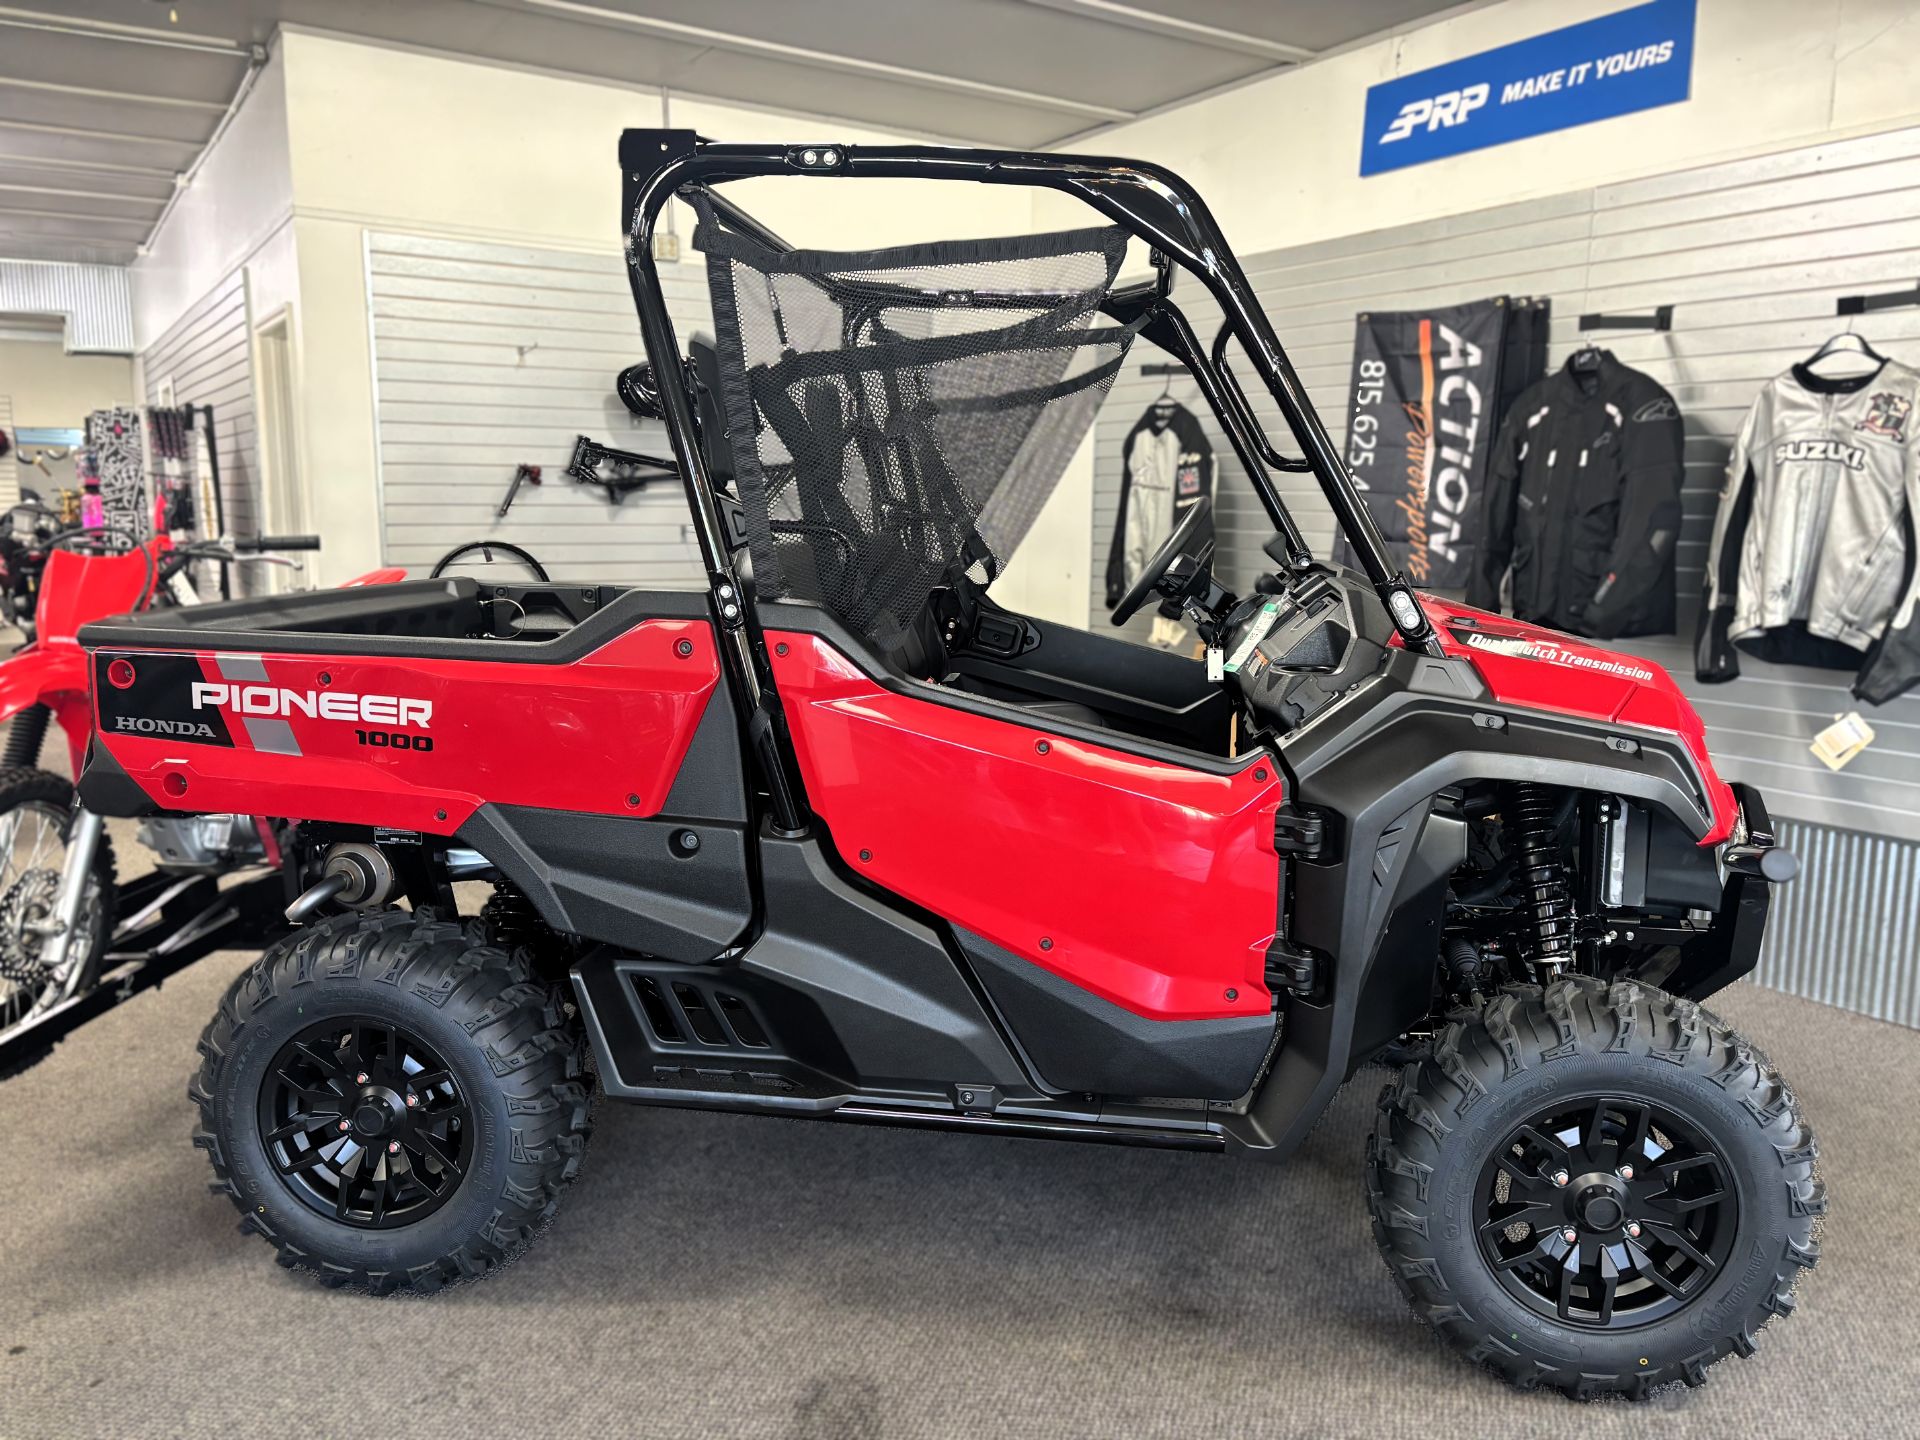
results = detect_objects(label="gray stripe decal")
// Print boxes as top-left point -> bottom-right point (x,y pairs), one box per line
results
215,654 -> 299,754
216,654 -> 268,681
241,717 -> 301,756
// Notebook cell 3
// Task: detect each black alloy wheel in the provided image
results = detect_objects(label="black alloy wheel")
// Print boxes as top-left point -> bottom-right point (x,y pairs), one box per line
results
1476,1094 -> 1737,1328
1366,976 -> 1822,1398
196,910 -> 591,1293
259,1017 -> 471,1229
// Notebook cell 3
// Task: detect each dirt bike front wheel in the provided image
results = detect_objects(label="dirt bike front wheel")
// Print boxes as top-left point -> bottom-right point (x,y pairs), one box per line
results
0,767 -> 116,1078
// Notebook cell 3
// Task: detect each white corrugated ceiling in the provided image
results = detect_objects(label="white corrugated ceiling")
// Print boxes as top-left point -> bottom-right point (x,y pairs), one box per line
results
0,0 -> 1472,266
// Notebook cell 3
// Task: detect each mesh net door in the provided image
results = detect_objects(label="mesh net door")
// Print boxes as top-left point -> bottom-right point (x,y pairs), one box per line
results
695,201 -> 1142,655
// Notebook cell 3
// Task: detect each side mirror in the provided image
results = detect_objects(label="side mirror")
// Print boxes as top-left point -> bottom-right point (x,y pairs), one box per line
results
616,362 -> 663,418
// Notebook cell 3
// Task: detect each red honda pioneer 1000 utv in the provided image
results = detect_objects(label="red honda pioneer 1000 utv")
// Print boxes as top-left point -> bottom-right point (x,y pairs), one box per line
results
77,134 -> 1819,1399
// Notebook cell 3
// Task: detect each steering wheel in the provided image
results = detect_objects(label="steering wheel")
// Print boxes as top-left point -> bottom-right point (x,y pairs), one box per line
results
430,540 -> 550,582
1110,494 -> 1212,626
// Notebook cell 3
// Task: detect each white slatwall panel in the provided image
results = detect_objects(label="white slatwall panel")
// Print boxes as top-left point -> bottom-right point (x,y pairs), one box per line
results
140,271 -> 259,546
367,232 -> 712,588
1094,124 -> 1920,844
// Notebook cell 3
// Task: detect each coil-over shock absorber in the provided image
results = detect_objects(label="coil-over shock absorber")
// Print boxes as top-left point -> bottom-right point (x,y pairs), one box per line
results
480,880 -> 561,962
1508,783 -> 1574,979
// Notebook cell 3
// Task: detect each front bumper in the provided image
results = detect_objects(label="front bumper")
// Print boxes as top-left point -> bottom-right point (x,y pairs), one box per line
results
1666,782 -> 1787,1001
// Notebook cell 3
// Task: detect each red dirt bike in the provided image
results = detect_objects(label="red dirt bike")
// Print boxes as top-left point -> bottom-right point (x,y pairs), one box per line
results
77,134 -> 1818,1400
0,530 -> 335,1075
0,529 -> 536,1075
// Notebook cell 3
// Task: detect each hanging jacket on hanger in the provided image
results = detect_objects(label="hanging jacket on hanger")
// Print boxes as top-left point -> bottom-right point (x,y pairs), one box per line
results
1859,549 -> 1920,704
1697,358 -> 1920,699
1495,297 -> 1552,436
1858,564 -> 1920,704
1468,350 -> 1685,638
1105,397 -> 1214,611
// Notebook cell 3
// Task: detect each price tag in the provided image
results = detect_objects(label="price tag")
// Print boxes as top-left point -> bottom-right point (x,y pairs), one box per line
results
1206,646 -> 1224,683
1810,712 -> 1875,771
1224,599 -> 1281,674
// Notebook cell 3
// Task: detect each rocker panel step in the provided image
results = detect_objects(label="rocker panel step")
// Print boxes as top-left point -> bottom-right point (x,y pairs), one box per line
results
571,953 -> 851,1106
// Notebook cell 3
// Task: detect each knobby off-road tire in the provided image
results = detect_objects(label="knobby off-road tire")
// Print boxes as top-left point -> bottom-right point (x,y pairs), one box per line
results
192,909 -> 592,1293
1,705 -> 50,769
1366,976 -> 1823,1399
0,765 -> 115,1079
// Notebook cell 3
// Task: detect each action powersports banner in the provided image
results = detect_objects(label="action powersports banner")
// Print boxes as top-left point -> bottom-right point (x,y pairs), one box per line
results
1340,297 -> 1510,590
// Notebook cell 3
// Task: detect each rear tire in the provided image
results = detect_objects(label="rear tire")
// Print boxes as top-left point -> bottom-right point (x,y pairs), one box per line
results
1366,976 -> 1822,1399
191,909 -> 592,1293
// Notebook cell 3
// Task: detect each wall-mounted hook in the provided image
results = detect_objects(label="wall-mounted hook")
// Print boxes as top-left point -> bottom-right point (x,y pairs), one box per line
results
1838,281 -> 1920,318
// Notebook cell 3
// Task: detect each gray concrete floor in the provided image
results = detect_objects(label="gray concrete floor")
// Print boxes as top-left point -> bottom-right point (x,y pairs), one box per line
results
0,966 -> 1911,1439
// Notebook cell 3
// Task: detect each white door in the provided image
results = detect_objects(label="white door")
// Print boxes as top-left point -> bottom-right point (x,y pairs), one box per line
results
254,310 -> 303,590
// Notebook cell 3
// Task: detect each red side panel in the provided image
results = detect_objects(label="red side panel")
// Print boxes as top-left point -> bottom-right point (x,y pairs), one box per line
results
92,620 -> 719,833
37,544 -> 156,644
1416,595 -> 1738,844
767,631 -> 1282,1022
10,541 -> 169,775
0,645 -> 93,776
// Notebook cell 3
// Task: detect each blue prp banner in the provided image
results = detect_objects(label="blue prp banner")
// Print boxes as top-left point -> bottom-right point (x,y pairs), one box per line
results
1360,0 -> 1695,176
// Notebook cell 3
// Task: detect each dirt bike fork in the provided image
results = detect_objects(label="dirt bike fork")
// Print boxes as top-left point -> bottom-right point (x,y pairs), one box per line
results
33,805 -> 104,999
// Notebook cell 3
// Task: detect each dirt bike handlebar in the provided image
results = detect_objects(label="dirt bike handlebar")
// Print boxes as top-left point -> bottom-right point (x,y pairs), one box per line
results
155,535 -> 318,588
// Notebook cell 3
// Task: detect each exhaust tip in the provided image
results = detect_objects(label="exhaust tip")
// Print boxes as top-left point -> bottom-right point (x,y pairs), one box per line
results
284,871 -> 350,924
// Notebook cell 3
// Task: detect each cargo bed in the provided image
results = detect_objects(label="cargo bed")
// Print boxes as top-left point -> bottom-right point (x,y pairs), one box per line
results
79,578 -> 710,661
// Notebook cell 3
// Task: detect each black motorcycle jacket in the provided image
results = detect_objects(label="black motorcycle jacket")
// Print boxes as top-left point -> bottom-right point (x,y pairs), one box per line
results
1468,351 -> 1685,638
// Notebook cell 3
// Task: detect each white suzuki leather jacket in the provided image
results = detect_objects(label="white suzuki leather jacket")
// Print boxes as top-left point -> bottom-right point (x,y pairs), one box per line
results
1697,358 -> 1920,702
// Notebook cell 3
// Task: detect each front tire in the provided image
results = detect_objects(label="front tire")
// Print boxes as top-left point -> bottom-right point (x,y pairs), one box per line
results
1366,976 -> 1823,1399
192,909 -> 591,1293
1,705 -> 50,769
0,766 -> 115,1077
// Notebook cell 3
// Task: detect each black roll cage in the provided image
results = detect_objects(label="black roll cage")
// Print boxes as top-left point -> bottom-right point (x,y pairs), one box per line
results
618,130 -> 1438,829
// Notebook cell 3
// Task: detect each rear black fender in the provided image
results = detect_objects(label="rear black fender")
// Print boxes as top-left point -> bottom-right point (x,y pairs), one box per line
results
454,686 -> 754,961
1228,652 -> 1725,1159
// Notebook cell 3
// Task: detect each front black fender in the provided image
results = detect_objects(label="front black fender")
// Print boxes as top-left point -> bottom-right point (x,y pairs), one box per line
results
1228,653 -> 1726,1159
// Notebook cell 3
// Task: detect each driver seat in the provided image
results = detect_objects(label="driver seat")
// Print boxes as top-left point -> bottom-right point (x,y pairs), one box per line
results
874,588 -> 1111,732
713,325 -> 1114,733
